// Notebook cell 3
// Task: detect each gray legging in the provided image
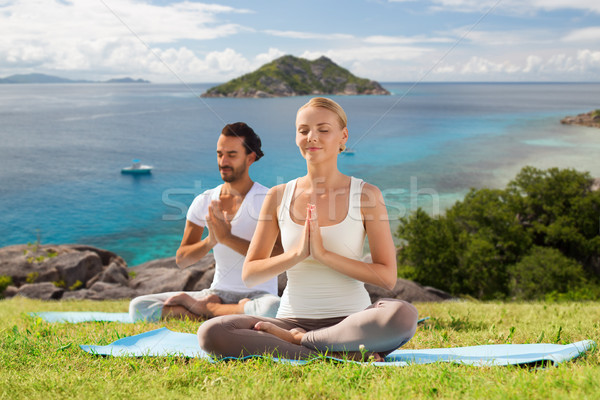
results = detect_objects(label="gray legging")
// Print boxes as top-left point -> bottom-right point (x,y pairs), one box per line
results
198,298 -> 418,359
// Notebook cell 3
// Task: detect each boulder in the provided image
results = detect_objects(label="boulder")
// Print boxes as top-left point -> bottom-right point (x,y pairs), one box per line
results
392,278 -> 453,302
45,251 -> 104,288
277,273 -> 287,297
2,285 -> 18,298
16,282 -> 64,300
129,255 -> 215,295
63,282 -> 137,300
0,244 -> 453,302
190,268 -> 215,291
86,261 -> 129,288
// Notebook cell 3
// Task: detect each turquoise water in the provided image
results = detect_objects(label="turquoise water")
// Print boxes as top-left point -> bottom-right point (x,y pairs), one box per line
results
1,82 -> 599,265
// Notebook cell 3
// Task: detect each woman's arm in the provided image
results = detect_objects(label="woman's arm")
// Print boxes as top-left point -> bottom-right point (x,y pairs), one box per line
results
242,185 -> 309,287
309,183 -> 397,290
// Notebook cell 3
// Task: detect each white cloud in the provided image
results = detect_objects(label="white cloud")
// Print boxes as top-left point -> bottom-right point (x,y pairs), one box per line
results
263,30 -> 354,40
523,55 -> 543,73
301,46 -> 432,63
429,0 -> 600,14
426,50 -> 600,80
460,56 -> 520,74
562,27 -> 600,42
364,35 -> 453,45
0,0 -> 251,80
137,47 -> 285,83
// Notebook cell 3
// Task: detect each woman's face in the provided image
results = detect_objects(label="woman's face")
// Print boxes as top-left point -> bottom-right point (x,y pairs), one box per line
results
295,106 -> 348,161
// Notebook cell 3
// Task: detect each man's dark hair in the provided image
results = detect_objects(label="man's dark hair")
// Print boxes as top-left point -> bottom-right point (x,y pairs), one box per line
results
221,122 -> 264,161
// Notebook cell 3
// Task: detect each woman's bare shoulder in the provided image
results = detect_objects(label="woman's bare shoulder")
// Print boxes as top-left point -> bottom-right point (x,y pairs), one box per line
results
360,181 -> 383,199
263,184 -> 287,207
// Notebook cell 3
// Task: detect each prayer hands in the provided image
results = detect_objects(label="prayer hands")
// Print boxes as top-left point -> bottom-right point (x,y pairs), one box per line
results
205,200 -> 232,246
293,203 -> 327,263
308,204 -> 328,262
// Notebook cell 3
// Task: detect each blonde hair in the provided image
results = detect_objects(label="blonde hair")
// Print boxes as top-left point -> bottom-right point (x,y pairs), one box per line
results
297,97 -> 348,129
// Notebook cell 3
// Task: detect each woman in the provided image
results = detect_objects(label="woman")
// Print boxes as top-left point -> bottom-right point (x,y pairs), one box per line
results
198,97 -> 418,360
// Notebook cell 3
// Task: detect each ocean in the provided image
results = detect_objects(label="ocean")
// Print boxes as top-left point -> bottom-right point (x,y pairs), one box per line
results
1,82 -> 599,265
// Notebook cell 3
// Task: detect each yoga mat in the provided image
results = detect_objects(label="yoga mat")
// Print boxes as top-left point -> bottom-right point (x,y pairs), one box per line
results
31,312 -> 133,323
80,327 -> 596,367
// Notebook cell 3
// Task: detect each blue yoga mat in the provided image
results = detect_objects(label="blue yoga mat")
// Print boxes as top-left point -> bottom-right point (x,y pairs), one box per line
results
31,312 -> 133,323
80,327 -> 595,367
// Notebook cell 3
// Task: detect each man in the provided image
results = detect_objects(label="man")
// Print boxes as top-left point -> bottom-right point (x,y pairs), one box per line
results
129,122 -> 280,321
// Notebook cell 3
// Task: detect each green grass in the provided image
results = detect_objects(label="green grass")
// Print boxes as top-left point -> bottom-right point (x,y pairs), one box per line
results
1,298 -> 599,399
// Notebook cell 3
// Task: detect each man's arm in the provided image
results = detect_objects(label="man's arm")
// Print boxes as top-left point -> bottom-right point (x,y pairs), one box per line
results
175,220 -> 215,269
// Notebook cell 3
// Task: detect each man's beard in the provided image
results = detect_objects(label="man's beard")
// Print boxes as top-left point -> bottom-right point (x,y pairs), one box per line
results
220,163 -> 246,183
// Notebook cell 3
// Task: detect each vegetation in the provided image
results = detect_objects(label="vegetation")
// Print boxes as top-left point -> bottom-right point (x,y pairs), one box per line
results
397,166 -> 600,300
1,297 -> 598,399
203,55 -> 388,97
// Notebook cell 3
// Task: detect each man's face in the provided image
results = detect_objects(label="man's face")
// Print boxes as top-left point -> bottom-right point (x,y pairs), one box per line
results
216,135 -> 253,183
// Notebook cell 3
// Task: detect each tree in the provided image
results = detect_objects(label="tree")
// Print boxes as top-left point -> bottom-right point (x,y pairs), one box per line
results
508,246 -> 586,300
397,166 -> 600,299
507,166 -> 600,276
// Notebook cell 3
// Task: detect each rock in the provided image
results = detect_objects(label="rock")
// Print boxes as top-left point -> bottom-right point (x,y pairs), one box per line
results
0,244 -> 452,302
277,273 -> 287,297
45,251 -> 104,288
86,261 -> 129,287
129,255 -> 215,295
364,283 -> 396,303
16,282 -> 64,300
392,278 -> 453,302
190,268 -> 215,291
2,285 -> 18,298
561,110 -> 600,128
63,282 -> 137,300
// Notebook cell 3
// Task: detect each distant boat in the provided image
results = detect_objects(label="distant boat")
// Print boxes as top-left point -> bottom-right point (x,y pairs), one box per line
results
341,147 -> 355,155
121,159 -> 153,174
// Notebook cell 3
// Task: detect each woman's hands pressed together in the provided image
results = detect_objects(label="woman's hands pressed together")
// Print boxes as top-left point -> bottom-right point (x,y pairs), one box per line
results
291,203 -> 328,264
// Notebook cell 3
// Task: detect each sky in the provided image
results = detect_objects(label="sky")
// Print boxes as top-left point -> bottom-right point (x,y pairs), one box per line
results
1,0 -> 599,83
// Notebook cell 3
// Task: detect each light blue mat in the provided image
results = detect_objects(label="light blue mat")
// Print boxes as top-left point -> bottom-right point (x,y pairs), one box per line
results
31,312 -> 133,323
80,327 -> 595,367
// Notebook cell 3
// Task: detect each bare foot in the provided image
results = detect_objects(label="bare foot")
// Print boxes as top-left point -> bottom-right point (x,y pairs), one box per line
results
238,298 -> 250,307
164,292 -> 193,307
253,321 -> 306,345
188,294 -> 222,317
165,293 -> 222,318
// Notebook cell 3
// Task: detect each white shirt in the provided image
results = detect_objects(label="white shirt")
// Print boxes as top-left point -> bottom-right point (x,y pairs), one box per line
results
186,182 -> 277,295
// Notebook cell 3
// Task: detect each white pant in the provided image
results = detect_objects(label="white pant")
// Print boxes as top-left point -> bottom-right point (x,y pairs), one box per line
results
129,288 -> 280,322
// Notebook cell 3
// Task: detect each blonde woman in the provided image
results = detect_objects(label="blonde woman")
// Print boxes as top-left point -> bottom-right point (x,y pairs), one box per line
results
198,97 -> 418,360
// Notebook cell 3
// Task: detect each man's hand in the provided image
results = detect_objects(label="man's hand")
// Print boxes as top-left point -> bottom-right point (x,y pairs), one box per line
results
205,200 -> 232,245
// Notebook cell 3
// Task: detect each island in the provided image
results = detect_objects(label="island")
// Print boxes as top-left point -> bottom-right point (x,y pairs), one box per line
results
561,110 -> 600,128
0,73 -> 150,84
201,55 -> 390,98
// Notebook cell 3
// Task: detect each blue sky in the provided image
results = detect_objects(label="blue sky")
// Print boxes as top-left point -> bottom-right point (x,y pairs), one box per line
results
1,0 -> 599,82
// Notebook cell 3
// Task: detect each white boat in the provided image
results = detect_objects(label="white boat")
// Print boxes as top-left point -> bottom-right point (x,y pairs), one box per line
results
121,159 -> 153,175
341,147 -> 355,155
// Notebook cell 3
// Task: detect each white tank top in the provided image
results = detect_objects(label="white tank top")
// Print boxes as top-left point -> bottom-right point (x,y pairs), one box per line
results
276,176 -> 372,319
